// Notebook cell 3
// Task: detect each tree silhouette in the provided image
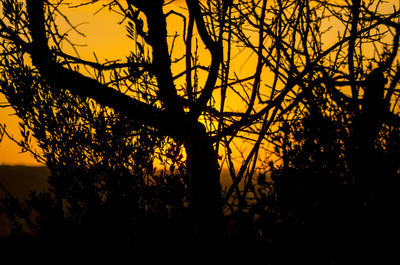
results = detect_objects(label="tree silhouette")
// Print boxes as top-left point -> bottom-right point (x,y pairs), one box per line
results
244,1 -> 400,263
1,0 -> 400,263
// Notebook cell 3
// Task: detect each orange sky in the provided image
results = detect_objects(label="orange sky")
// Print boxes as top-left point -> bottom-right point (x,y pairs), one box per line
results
0,0 -> 256,166
0,0 -> 398,166
0,1 -> 133,165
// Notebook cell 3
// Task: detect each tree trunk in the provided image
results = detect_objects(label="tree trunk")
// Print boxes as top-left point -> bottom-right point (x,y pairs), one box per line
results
350,69 -> 386,223
184,122 -> 223,239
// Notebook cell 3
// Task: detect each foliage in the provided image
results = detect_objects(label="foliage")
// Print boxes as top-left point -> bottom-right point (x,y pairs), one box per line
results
0,31 -> 189,263
253,75 -> 400,228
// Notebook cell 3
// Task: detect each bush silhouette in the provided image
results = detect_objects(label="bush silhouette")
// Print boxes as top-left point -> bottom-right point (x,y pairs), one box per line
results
0,62 -> 192,263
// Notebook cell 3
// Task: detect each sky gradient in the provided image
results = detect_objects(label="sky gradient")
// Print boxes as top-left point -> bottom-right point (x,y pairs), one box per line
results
1,0 -> 145,165
0,0 -> 253,166
1,0 -> 398,166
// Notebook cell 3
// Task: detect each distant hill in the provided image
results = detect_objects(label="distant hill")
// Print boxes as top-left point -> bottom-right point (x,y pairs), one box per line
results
0,166 -> 234,238
0,165 -> 49,238
0,165 -> 49,197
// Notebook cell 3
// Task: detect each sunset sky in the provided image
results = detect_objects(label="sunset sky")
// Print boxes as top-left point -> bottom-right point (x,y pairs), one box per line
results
1,0 -> 155,165
0,0 -> 255,166
0,0 -> 398,166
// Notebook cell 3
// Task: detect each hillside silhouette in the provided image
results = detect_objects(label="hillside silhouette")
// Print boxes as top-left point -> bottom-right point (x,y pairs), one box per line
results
0,165 -> 49,237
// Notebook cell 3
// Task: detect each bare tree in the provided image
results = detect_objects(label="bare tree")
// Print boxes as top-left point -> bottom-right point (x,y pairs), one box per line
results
1,0 -> 399,247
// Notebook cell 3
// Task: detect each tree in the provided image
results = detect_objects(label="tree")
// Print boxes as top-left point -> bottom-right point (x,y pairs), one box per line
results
241,4 -> 400,263
0,0 -> 297,236
1,0 -> 400,262
0,0 -> 225,239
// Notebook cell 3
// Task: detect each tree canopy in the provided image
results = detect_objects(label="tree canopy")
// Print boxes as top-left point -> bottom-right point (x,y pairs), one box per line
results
1,0 -> 400,263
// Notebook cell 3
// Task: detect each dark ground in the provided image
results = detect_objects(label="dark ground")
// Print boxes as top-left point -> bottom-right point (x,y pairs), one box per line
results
0,224 -> 398,265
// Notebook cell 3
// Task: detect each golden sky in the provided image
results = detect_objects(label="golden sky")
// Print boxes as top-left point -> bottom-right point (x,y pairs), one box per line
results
0,0 -> 398,166
0,0 -> 133,165
0,0 -> 253,166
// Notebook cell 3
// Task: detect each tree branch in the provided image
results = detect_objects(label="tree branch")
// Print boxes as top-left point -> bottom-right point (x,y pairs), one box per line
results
25,0 -> 182,138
